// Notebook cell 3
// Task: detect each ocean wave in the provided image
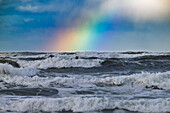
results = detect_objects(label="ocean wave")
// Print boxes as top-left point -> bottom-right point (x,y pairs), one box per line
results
1,71 -> 169,90
0,59 -> 20,68
0,64 -> 38,76
75,52 -> 169,59
1,52 -> 170,113
1,52 -> 170,60
17,57 -> 103,69
0,96 -> 169,112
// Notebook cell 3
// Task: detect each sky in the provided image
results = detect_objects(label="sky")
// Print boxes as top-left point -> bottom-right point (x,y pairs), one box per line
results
0,0 -> 170,52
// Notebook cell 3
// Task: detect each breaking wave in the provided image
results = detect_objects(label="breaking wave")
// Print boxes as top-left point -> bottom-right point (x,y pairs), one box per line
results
1,52 -> 170,113
0,63 -> 38,76
0,71 -> 169,90
0,96 -> 169,112
17,57 -> 103,69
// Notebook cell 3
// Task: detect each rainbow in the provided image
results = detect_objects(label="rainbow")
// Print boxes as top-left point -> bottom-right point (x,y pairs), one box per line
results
47,6 -> 118,52
47,0 -> 170,52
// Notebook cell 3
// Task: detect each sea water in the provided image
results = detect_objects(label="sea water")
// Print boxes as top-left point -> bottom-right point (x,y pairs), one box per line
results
0,52 -> 170,113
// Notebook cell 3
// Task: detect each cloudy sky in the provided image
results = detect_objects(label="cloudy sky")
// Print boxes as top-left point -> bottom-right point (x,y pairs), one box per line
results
0,0 -> 170,52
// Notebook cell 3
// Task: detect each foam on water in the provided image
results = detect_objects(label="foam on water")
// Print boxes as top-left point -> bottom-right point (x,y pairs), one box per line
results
1,52 -> 170,113
0,96 -> 169,112
0,71 -> 169,89
12,54 -> 48,59
75,52 -> 168,58
17,57 -> 103,69
0,64 -> 38,76
1,52 -> 169,59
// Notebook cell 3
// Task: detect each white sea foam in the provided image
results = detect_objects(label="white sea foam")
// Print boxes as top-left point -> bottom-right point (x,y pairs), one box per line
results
75,52 -> 168,58
13,52 -> 169,70
0,96 -> 169,112
13,54 -> 48,59
0,71 -> 169,89
1,52 -> 170,113
1,52 -> 169,59
17,57 -> 103,69
0,53 -> 6,58
0,64 -> 38,76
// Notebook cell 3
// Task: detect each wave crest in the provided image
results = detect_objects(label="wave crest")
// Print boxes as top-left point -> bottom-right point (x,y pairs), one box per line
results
0,71 -> 169,89
17,57 -> 103,69
0,64 -> 38,76
0,97 -> 169,112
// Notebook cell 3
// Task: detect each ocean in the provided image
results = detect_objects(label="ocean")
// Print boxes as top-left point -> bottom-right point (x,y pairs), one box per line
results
0,52 -> 170,113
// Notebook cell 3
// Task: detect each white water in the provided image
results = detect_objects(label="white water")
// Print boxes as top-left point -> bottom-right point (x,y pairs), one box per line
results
0,63 -> 38,76
0,96 -> 169,112
17,57 -> 103,69
0,71 -> 169,89
1,52 -> 170,113
75,52 -> 168,58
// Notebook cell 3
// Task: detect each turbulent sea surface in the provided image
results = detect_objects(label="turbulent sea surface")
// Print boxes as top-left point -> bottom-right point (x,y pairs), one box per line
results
0,52 -> 170,113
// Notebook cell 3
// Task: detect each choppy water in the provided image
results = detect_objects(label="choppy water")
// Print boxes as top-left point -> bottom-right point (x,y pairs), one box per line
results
0,52 -> 170,113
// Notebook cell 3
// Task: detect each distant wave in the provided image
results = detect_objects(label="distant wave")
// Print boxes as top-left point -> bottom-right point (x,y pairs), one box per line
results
0,52 -> 163,69
17,57 -> 103,69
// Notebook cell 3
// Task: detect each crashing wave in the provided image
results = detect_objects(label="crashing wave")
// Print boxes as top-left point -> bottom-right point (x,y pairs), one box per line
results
75,52 -> 168,59
0,63 -> 38,76
0,71 -> 169,90
1,52 -> 169,60
0,96 -> 169,112
17,57 -> 103,69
